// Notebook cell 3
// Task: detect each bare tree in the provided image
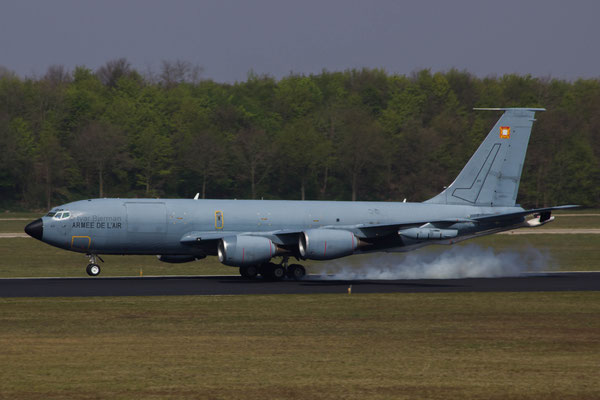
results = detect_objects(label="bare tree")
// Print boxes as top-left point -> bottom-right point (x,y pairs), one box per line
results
44,65 -> 71,87
0,65 -> 16,79
96,58 -> 132,87
159,60 -> 203,88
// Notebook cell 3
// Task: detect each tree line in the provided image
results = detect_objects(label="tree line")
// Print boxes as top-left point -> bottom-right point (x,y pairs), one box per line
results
0,59 -> 598,210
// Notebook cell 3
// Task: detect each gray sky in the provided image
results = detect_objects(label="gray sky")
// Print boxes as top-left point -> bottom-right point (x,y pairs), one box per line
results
1,0 -> 599,82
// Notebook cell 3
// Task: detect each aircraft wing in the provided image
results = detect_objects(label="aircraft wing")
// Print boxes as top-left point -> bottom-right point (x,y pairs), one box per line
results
312,218 -> 475,239
180,218 -> 480,245
321,205 -> 579,239
179,230 -> 302,246
180,205 -> 579,245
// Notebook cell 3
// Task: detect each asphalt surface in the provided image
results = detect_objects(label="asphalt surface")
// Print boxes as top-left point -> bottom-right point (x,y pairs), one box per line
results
0,272 -> 598,297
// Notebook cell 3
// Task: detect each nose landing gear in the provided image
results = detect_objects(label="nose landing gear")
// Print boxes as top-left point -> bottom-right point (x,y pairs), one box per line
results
85,254 -> 103,277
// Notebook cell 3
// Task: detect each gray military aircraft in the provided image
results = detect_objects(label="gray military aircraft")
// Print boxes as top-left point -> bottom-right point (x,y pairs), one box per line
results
25,108 -> 575,279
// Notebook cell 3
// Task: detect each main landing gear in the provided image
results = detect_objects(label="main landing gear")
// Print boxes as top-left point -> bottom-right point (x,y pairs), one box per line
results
239,264 -> 259,279
287,264 -> 306,280
239,260 -> 306,281
85,254 -> 103,277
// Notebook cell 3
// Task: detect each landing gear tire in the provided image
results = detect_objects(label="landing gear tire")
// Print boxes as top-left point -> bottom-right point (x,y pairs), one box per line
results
240,265 -> 258,279
260,262 -> 285,281
271,264 -> 286,280
287,264 -> 306,280
86,263 -> 101,276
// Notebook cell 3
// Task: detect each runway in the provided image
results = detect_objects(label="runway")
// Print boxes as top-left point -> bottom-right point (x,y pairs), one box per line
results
1,272 -> 598,297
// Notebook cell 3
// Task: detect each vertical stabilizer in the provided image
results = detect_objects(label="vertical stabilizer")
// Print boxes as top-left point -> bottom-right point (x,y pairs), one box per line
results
425,108 -> 545,207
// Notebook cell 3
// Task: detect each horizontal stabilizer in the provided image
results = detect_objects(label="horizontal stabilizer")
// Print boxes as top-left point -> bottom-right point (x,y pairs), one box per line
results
471,205 -> 579,223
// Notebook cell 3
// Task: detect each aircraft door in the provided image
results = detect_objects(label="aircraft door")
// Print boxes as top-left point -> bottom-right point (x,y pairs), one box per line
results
215,211 -> 224,230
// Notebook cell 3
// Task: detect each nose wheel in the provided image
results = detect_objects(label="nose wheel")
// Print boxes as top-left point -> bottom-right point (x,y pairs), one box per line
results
85,254 -> 103,277
86,263 -> 101,276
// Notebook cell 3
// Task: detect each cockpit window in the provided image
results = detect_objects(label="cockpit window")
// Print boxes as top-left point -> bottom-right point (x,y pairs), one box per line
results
52,211 -> 71,220
46,212 -> 56,217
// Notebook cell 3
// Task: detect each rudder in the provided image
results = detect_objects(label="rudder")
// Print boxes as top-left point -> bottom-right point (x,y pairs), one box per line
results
425,108 -> 545,207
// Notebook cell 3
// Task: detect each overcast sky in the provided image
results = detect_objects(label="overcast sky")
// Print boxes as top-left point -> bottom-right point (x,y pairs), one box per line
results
1,0 -> 599,82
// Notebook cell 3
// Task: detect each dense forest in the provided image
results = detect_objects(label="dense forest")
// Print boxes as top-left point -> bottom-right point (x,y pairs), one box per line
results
0,59 -> 598,210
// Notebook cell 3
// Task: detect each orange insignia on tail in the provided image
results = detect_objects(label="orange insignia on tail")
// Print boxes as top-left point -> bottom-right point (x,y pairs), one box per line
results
499,126 -> 510,139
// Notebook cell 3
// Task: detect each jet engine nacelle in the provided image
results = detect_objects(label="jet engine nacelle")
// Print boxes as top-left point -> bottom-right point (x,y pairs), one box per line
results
157,254 -> 205,263
218,235 -> 277,266
299,229 -> 360,260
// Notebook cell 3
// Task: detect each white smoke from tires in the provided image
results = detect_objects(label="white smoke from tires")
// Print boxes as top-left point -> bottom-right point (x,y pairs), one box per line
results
312,244 -> 553,280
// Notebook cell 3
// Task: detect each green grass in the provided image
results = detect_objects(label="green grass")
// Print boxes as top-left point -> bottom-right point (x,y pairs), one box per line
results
3,209 -> 598,399
0,213 -> 44,233
1,292 -> 598,399
0,219 -> 31,233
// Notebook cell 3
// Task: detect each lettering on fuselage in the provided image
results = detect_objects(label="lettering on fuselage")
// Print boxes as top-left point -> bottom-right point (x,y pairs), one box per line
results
72,215 -> 123,230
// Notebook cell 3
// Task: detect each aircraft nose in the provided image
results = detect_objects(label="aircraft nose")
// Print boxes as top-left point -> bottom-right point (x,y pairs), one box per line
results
24,218 -> 43,240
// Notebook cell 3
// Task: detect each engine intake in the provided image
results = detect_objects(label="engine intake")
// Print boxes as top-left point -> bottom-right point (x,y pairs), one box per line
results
218,235 -> 278,266
299,229 -> 360,260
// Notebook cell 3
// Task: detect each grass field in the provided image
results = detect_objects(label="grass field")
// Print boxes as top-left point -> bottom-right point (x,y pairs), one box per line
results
1,292 -> 599,400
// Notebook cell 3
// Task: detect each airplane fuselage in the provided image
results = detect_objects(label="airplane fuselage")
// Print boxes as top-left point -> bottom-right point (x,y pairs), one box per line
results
37,198 -> 524,258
